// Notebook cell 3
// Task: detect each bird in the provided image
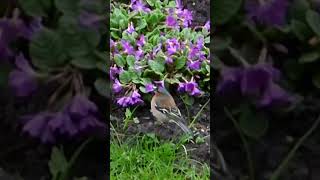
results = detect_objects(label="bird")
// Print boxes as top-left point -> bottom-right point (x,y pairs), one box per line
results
150,86 -> 193,135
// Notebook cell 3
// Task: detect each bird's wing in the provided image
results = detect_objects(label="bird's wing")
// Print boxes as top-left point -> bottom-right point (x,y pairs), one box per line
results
154,102 -> 182,120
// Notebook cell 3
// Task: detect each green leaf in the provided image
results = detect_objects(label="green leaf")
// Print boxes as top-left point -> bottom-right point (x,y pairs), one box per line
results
48,147 -> 68,179
146,0 -> 155,6
148,59 -> 165,73
55,0 -> 80,16
139,86 -> 147,93
298,52 -> 320,63
313,73 -> 320,89
182,94 -> 194,106
111,32 -> 120,39
30,28 -> 67,70
213,0 -> 242,25
213,37 -> 232,51
290,19 -> 312,41
71,55 -> 97,69
283,58 -> 304,81
239,105 -> 268,139
114,54 -> 126,67
136,19 -> 147,31
96,62 -> 108,73
119,70 -> 137,83
94,78 -> 109,98
126,55 -> 135,67
125,108 -> 132,118
174,56 -> 186,70
306,10 -> 320,37
18,0 -> 47,16
58,16 -> 100,58
289,0 -> 310,21
165,78 -> 180,84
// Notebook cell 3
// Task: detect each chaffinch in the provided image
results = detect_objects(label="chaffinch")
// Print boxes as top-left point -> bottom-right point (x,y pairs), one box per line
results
150,86 -> 193,135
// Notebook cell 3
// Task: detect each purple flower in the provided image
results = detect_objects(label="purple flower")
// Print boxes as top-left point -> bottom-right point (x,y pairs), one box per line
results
154,80 -> 165,89
165,56 -> 173,64
126,22 -> 135,34
68,94 -> 98,118
216,67 -> 243,98
131,90 -> 143,104
121,40 -> 135,55
196,37 -> 204,50
109,65 -> 122,80
241,64 -> 280,97
135,48 -> 144,60
166,38 -> 180,55
131,0 -> 151,12
217,64 -> 294,108
117,96 -> 132,107
258,83 -> 295,108
178,78 -> 202,96
49,111 -> 81,136
0,11 -> 40,61
63,94 -> 104,136
175,0 -> 182,9
21,112 -> 50,143
187,60 -> 201,70
165,15 -> 178,28
188,44 -> 200,60
22,112 -> 56,143
177,9 -> 193,27
116,90 -> 144,107
145,83 -> 156,93
110,39 -> 115,50
204,21 -> 210,31
137,35 -> 146,47
22,94 -> 105,143
148,44 -> 162,59
24,17 -> 42,39
245,0 -> 289,26
9,54 -> 38,97
113,79 -> 122,93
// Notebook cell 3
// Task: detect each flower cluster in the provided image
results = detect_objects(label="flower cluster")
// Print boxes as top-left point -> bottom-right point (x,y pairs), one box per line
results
8,54 -> 38,97
110,0 -> 210,108
244,0 -> 289,27
217,63 -> 295,108
0,9 -> 41,62
22,94 -> 105,143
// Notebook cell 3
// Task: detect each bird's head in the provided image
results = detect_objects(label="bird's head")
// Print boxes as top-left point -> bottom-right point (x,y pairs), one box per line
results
157,86 -> 171,96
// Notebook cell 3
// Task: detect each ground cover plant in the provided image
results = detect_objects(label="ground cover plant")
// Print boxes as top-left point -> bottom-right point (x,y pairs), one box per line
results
0,0 -> 108,179
214,0 -> 320,179
110,0 -> 211,179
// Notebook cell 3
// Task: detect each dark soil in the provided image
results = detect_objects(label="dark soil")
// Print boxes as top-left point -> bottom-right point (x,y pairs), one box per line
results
182,0 -> 210,27
214,94 -> 320,180
111,94 -> 210,165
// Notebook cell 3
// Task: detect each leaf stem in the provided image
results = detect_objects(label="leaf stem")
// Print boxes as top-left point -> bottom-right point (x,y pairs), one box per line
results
269,114 -> 320,180
189,98 -> 210,128
224,107 -> 255,180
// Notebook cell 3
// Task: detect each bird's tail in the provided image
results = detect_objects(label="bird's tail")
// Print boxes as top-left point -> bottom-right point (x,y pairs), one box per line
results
169,119 -> 193,135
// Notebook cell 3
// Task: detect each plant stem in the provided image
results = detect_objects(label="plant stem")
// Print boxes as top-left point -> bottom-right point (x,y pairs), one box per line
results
228,47 -> 250,67
123,106 -> 139,130
179,95 -> 191,122
269,115 -> 320,180
224,107 -> 255,180
189,99 -> 210,128
61,138 -> 93,180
